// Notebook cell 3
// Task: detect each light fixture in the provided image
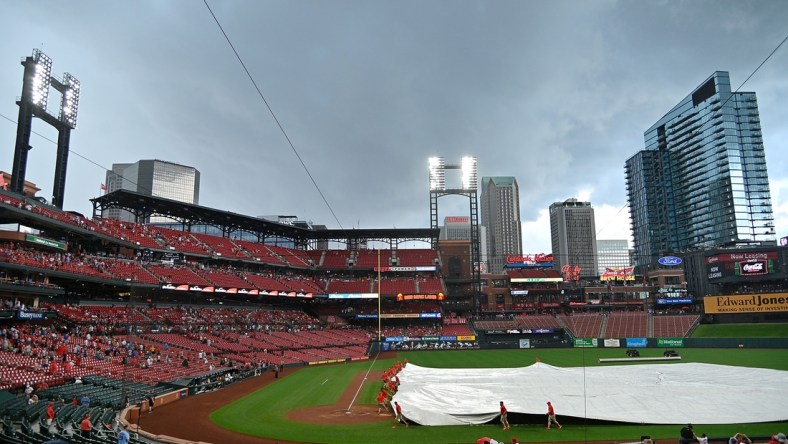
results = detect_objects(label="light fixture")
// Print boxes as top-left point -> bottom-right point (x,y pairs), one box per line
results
31,49 -> 52,109
461,156 -> 477,190
59,72 -> 80,128
428,156 -> 445,191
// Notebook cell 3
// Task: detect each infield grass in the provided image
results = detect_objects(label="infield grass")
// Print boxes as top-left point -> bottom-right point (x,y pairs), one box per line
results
211,347 -> 788,444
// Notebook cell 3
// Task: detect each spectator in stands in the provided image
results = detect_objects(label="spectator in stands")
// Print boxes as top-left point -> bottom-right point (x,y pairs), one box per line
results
679,424 -> 697,444
117,424 -> 130,444
80,414 -> 92,438
768,433 -> 787,444
46,401 -> 56,426
729,433 -> 752,444
147,391 -> 155,413
81,393 -> 91,407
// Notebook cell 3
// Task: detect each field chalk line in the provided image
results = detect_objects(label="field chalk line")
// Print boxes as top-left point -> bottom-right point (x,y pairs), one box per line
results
345,351 -> 381,413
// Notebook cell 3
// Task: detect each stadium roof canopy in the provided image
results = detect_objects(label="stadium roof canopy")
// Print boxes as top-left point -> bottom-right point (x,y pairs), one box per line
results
90,190 -> 438,247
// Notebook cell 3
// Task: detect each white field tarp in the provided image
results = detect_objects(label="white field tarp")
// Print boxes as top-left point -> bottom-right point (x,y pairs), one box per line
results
390,362 -> 788,426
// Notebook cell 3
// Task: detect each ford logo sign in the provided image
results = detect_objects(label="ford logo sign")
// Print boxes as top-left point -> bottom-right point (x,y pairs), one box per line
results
658,256 -> 682,266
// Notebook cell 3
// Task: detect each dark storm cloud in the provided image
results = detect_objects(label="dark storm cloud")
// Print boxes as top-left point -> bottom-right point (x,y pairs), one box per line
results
0,1 -> 786,251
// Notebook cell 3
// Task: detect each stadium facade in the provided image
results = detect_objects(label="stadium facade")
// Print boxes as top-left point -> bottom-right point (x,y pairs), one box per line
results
438,216 -> 488,271
480,177 -> 522,274
625,71 -> 775,271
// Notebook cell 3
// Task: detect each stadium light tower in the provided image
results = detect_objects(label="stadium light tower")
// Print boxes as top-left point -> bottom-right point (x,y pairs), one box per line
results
11,48 -> 81,209
428,155 -> 481,310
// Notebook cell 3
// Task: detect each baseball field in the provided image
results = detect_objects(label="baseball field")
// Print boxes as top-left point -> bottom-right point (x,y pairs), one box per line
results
139,334 -> 788,444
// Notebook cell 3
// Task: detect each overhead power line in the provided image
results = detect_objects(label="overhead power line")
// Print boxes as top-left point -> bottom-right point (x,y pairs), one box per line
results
202,0 -> 345,232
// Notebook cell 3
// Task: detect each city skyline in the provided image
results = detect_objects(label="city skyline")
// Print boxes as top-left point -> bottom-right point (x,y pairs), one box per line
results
0,2 -> 786,255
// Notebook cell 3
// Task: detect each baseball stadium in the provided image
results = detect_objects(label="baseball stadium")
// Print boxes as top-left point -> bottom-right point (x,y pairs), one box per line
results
0,46 -> 787,444
0,184 -> 786,444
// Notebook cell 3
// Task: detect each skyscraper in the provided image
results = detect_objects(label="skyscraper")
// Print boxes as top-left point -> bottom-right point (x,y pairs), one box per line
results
550,198 -> 598,278
596,239 -> 631,275
481,177 -> 522,273
103,159 -> 200,222
625,71 -> 775,270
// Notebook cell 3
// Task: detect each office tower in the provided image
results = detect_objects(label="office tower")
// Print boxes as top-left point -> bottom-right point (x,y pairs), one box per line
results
481,177 -> 522,273
549,198 -> 598,278
596,239 -> 631,275
625,71 -> 775,270
103,159 -> 200,222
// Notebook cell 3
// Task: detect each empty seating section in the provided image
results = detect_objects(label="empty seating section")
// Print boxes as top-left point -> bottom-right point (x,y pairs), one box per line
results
278,276 -> 325,293
517,314 -> 562,329
305,250 -> 324,267
268,245 -> 311,267
233,239 -> 287,265
146,264 -> 212,285
441,324 -> 475,336
286,248 -> 314,267
327,278 -> 372,293
321,250 -> 352,268
191,233 -> 249,259
197,269 -> 249,288
155,227 -> 210,256
418,276 -> 444,293
375,277 -> 416,295
105,259 -> 161,284
558,313 -> 604,338
56,305 -> 149,325
652,314 -> 700,338
242,273 -> 290,292
0,246 -> 115,281
353,249 -> 390,268
0,351 -> 66,391
381,324 -> 441,338
603,311 -> 648,338
394,248 -> 438,266
93,218 -> 162,248
473,319 -> 519,330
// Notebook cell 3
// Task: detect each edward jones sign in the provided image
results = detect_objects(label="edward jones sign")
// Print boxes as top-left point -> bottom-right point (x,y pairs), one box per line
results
704,293 -> 788,314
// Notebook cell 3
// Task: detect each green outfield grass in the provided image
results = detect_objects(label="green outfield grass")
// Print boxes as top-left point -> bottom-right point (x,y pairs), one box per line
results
211,347 -> 788,444
692,322 -> 788,338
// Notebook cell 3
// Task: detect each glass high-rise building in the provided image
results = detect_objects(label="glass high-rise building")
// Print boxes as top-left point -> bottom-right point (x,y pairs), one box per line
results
596,239 -> 631,275
549,198 -> 598,278
481,177 -> 522,273
103,159 -> 200,223
626,71 -> 775,270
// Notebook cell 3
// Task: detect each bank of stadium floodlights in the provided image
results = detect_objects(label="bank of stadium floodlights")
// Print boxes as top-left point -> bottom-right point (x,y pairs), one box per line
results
428,156 -> 482,310
11,48 -> 81,209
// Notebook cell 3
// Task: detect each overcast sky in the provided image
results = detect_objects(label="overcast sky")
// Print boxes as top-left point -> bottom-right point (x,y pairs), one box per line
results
1,0 -> 787,254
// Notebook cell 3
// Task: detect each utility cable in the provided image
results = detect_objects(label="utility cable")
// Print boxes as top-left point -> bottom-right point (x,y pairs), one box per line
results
203,0 -> 345,232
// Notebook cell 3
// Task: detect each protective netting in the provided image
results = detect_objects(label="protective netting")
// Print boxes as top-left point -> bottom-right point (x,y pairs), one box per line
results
390,362 -> 788,425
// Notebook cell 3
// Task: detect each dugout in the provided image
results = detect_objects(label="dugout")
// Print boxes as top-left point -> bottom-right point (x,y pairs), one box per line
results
476,327 -> 571,349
